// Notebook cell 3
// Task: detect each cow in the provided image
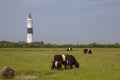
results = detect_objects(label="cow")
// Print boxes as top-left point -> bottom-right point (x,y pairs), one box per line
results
53,54 -> 67,69
66,55 -> 79,68
53,54 -> 79,69
84,48 -> 92,54
51,60 -> 62,70
66,47 -> 72,51
0,66 -> 14,79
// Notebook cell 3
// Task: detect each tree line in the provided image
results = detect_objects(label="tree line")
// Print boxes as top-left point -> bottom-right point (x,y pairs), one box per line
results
0,41 -> 120,48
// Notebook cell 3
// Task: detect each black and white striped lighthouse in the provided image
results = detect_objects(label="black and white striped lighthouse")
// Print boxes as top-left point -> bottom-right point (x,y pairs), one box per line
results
27,13 -> 33,43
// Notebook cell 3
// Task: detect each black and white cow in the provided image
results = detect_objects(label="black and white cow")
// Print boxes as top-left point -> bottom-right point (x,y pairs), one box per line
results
52,54 -> 79,69
66,47 -> 72,51
65,55 -> 79,68
53,54 -> 67,69
51,60 -> 62,70
84,48 -> 92,54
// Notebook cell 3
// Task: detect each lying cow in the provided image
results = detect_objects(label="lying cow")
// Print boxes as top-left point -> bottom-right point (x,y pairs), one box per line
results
0,66 -> 14,79
51,60 -> 62,70
84,48 -> 92,54
53,54 -> 79,69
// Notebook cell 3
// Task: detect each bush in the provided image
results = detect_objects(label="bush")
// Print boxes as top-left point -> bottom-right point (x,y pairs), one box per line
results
0,41 -> 120,48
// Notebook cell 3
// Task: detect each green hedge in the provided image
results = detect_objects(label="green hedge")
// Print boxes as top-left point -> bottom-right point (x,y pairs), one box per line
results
0,41 -> 120,48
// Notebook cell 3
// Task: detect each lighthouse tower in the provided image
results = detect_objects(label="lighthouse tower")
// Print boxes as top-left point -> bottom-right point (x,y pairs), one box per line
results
27,13 -> 33,43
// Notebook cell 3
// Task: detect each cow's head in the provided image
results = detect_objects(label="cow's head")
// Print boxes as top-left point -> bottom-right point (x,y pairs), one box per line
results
75,62 -> 79,68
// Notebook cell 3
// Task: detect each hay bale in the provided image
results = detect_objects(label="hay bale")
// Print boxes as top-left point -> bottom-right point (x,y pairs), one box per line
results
0,66 -> 14,79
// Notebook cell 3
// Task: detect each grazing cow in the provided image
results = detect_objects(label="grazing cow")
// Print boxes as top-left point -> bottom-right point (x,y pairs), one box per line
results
84,48 -> 88,54
0,66 -> 14,79
53,54 -> 79,69
66,55 -> 79,68
51,60 -> 62,70
54,54 -> 67,69
88,49 -> 92,54
66,47 -> 72,51
84,48 -> 92,54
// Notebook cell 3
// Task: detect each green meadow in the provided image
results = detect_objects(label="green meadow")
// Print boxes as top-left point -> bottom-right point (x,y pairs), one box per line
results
0,48 -> 120,80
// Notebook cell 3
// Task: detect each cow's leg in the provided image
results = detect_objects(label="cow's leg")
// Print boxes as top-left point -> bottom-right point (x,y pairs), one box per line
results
62,61 -> 67,69
58,65 -> 62,70
70,64 -> 73,69
64,64 -> 67,69
69,62 -> 73,69
51,61 -> 55,70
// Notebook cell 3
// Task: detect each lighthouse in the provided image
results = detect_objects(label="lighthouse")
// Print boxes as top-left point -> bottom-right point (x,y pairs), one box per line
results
27,13 -> 33,43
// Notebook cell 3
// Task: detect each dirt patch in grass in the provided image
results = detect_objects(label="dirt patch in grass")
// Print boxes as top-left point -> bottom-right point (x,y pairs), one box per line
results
16,74 -> 38,79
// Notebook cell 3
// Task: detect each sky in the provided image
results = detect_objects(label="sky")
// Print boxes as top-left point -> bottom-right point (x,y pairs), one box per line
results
0,0 -> 120,44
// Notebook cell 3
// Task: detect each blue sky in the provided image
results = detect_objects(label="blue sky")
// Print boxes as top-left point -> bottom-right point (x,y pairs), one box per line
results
0,0 -> 120,44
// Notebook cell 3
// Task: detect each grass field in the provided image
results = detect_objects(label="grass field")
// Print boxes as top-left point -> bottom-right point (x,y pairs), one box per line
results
0,48 -> 120,80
